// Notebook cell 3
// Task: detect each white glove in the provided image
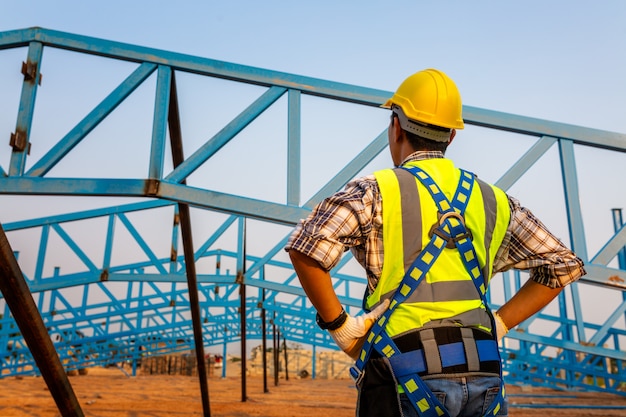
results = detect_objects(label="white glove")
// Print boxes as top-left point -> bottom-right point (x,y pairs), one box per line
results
329,300 -> 390,360
493,311 -> 509,343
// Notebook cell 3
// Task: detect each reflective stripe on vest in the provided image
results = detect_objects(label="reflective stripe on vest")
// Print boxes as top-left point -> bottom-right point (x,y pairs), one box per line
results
369,159 -> 510,337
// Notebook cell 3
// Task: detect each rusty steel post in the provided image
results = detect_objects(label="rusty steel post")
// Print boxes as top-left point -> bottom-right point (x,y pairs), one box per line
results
178,202 -> 211,416
261,286 -> 268,393
0,223 -> 85,417
168,70 -> 211,417
240,281 -> 247,402
283,334 -> 289,381
238,217 -> 248,402
273,314 -> 279,386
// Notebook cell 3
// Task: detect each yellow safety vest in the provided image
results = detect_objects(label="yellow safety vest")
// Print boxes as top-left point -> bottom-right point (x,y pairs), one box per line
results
368,158 -> 511,338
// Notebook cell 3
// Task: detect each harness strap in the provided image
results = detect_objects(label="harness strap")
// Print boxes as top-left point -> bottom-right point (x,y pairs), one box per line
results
403,167 -> 506,417
403,166 -> 487,297
462,327 -> 480,371
362,329 -> 447,417
352,167 -> 506,417
351,222 -> 450,415
388,338 -> 500,376
421,329 -> 442,375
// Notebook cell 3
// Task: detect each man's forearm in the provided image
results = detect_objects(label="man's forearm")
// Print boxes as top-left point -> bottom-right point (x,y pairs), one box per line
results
288,249 -> 343,322
497,279 -> 564,330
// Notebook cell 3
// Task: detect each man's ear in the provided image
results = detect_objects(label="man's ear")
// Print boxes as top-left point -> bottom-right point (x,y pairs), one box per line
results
448,129 -> 457,145
391,116 -> 403,143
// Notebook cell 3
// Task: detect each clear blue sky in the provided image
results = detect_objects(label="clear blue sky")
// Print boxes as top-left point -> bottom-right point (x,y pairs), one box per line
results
2,1 -> 625,133
1,1 -> 625,254
2,1 -> 625,236
1,0 -> 625,229
1,1 -> 625,347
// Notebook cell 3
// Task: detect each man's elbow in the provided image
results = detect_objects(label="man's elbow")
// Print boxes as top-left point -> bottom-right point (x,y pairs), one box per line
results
288,248 -> 302,263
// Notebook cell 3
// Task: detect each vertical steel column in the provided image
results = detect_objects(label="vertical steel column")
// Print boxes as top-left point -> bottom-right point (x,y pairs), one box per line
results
222,339 -> 228,379
283,334 -> 289,381
261,285 -> 269,393
287,89 -> 301,206
611,209 -> 626,325
170,205 -> 181,274
0,223 -> 84,417
132,281 -> 144,377
312,344 -> 317,379
237,217 -> 248,402
9,41 -> 43,176
167,70 -> 211,417
558,138 -> 586,385
612,209 -> 626,269
273,314 -> 279,386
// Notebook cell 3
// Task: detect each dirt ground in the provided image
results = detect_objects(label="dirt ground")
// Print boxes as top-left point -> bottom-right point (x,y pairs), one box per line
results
0,366 -> 625,417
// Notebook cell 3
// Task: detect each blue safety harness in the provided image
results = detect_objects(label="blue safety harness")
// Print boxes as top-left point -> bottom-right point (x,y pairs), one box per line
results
350,166 -> 506,417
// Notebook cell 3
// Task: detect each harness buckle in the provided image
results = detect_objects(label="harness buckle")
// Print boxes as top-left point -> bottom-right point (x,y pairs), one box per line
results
428,211 -> 473,249
350,366 -> 365,386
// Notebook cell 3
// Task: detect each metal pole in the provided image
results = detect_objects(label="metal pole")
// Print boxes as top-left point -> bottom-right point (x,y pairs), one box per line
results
312,344 -> 317,379
0,223 -> 84,417
238,217 -> 247,402
179,203 -> 211,415
240,281 -> 247,402
611,209 -> 626,325
273,314 -> 279,386
9,41 -> 42,176
611,209 -> 626,269
236,217 -> 248,402
261,286 -> 268,393
283,333 -> 289,381
168,71 -> 210,417
222,337 -> 228,379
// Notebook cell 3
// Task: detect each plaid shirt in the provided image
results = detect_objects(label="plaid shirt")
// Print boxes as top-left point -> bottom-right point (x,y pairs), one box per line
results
286,151 -> 586,292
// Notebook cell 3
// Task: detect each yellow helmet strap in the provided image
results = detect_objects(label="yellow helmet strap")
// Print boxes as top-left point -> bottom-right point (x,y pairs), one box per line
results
392,105 -> 452,143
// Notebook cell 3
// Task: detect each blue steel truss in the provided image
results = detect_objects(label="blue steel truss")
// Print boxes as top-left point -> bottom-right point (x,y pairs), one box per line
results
0,27 -> 625,396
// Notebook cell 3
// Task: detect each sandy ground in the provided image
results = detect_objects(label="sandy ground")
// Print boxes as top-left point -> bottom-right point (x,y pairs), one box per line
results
0,366 -> 625,417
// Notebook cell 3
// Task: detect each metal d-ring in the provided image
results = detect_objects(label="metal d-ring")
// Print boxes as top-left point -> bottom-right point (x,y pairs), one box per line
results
438,211 -> 465,228
428,211 -> 472,249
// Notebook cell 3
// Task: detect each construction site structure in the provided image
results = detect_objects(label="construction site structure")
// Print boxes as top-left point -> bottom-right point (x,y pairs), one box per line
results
0,27 -> 625,416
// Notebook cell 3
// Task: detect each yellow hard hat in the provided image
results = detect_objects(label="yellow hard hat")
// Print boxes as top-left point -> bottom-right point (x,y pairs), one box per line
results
382,69 -> 464,130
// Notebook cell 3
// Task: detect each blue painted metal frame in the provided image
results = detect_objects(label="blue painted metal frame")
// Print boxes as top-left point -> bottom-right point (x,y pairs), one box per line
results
0,28 -> 625,396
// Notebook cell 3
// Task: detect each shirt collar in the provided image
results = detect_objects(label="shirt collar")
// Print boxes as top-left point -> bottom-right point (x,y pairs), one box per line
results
398,151 -> 445,167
